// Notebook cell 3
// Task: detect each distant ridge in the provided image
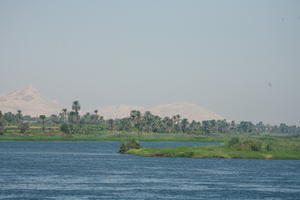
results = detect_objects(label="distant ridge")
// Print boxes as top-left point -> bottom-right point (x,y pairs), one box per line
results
0,85 -> 64,116
0,86 -> 224,121
96,102 -> 224,121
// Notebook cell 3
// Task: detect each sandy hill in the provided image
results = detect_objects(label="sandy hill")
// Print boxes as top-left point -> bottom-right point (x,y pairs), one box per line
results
96,102 -> 224,121
0,85 -> 64,116
0,86 -> 224,121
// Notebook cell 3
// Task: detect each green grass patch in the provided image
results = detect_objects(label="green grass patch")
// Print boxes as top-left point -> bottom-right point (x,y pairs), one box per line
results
127,135 -> 300,160
0,131 -> 226,142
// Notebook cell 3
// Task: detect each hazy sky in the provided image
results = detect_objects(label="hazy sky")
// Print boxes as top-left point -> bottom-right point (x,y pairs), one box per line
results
0,0 -> 299,125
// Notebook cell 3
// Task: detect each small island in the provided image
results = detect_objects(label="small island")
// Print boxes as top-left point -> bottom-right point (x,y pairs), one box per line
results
126,136 -> 300,160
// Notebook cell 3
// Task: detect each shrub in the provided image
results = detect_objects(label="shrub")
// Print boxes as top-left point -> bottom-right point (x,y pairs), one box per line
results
0,121 -> 5,135
119,139 -> 141,153
60,123 -> 72,134
227,137 -> 240,148
19,123 -> 30,133
227,137 -> 263,152
60,124 -> 94,135
242,139 -> 262,151
265,143 -> 272,151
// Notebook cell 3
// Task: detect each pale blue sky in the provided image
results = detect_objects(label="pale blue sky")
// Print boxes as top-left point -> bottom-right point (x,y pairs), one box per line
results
0,0 -> 299,125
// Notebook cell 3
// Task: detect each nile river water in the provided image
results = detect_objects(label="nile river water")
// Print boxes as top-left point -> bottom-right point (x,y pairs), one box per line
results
0,141 -> 299,199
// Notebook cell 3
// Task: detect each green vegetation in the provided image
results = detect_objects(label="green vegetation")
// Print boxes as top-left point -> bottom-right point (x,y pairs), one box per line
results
0,101 -> 299,160
0,131 -> 224,142
18,123 -> 30,133
0,122 -> 4,135
60,123 -> 72,134
0,111 -> 4,135
39,115 -> 46,132
126,135 -> 300,160
119,138 -> 141,153
1,101 -> 300,135
227,137 -> 264,151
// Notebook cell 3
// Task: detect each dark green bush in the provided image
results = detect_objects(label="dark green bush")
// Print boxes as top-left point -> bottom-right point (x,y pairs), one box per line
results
227,137 -> 240,148
227,137 -> 264,152
19,123 -> 30,133
265,143 -> 272,151
242,139 -> 262,151
60,124 -> 98,135
0,121 -> 5,135
119,139 -> 141,153
60,123 -> 72,134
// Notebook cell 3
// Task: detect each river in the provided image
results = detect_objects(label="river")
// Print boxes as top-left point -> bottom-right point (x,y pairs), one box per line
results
0,141 -> 299,199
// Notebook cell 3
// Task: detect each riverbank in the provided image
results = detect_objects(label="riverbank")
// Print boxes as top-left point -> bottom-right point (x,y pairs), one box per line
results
127,136 -> 300,160
0,132 -> 225,142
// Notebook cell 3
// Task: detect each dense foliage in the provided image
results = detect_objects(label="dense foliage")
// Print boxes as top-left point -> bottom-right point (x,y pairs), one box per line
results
1,101 -> 300,135
0,121 -> 4,135
18,123 -> 30,133
60,123 -> 72,134
227,137 -> 265,151
127,135 -> 300,160
119,139 -> 141,153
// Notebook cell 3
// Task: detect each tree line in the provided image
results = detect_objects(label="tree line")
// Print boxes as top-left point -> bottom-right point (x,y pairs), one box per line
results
0,100 -> 300,135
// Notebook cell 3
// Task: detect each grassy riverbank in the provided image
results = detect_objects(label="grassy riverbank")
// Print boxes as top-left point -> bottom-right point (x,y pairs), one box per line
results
2,130 -> 299,160
127,135 -> 300,160
0,132 -> 225,142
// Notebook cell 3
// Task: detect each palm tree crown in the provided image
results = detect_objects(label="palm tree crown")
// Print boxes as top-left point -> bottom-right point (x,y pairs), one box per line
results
72,101 -> 81,114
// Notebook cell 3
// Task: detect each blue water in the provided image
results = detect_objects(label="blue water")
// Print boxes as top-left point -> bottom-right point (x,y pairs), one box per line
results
0,141 -> 300,200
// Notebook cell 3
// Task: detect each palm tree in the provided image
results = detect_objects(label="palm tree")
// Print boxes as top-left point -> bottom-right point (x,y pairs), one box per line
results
72,101 -> 81,123
39,115 -> 46,132
62,108 -> 67,123
99,116 -> 104,123
172,114 -> 181,124
17,110 -> 22,123
93,109 -> 99,124
164,117 -> 174,133
143,111 -> 154,132
230,121 -> 236,132
130,110 -> 142,130
172,114 -> 181,132
0,111 -> 4,135
72,101 -> 81,114
181,118 -> 189,133
108,119 -> 114,132
68,111 -> 76,123
130,110 -> 143,140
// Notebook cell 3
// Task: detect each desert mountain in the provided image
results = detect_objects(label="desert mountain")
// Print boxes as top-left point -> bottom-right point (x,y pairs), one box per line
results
96,102 -> 224,122
0,85 -> 64,116
0,86 -> 224,121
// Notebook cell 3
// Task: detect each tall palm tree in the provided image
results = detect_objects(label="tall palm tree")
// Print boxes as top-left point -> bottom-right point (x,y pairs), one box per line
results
181,118 -> 189,133
17,110 -> 22,123
163,117 -> 174,133
68,111 -> 76,123
93,109 -> 99,124
72,101 -> 81,123
39,115 -> 46,132
72,101 -> 81,114
172,114 -> 181,124
108,119 -> 114,132
130,110 -> 143,139
130,110 -> 142,130
0,111 -> 4,135
62,108 -> 67,123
